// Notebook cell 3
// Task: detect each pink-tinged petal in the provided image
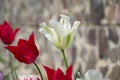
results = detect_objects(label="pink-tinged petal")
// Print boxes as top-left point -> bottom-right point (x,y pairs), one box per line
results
43,65 -> 55,80
66,65 -> 72,80
37,77 -> 40,80
5,46 -> 23,62
28,33 -> 39,56
54,68 -> 65,80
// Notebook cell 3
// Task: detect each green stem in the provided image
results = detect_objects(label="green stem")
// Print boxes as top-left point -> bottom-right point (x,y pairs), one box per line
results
33,62 -> 43,80
9,52 -> 15,80
61,49 -> 68,68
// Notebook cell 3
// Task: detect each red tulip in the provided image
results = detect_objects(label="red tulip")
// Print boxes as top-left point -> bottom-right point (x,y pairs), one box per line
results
44,65 -> 72,80
0,21 -> 20,45
5,33 -> 39,64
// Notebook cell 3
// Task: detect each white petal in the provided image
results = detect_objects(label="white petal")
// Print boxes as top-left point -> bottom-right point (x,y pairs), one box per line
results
71,21 -> 80,32
85,69 -> 104,80
60,34 -> 71,49
39,28 -> 53,42
70,21 -> 80,37
67,21 -> 80,44
49,20 -> 65,38
39,22 -> 59,45
60,15 -> 71,34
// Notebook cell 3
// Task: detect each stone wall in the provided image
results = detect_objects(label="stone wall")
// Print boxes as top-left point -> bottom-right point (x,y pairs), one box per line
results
0,0 -> 120,80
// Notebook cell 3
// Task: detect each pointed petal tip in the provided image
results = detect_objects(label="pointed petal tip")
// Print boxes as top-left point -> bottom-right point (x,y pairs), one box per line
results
4,46 -> 9,49
4,46 -> 16,52
29,32 -> 34,40
3,21 -> 10,27
75,21 -> 81,25
43,65 -> 53,70
4,20 -> 9,24
14,28 -> 20,34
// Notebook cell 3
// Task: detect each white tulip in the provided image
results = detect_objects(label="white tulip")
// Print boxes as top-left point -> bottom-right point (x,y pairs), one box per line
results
39,15 -> 80,49
85,69 -> 104,80
76,70 -> 104,80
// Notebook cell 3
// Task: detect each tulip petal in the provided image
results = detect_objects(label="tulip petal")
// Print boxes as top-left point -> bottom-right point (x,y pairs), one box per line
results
43,66 -> 55,80
0,22 -> 13,44
3,21 -> 13,32
18,33 -> 39,57
54,68 -> 65,80
39,22 -> 60,46
60,15 -> 71,33
70,21 -> 80,34
14,28 -> 20,36
66,65 -> 72,80
49,20 -> 65,38
28,33 -> 39,56
61,34 -> 71,49
69,21 -> 80,43
39,22 -> 54,42
19,44 -> 37,64
5,46 -> 23,62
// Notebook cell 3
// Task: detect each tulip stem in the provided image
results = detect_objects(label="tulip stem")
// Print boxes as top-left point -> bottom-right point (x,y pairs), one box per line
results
33,62 -> 43,80
61,49 -> 68,68
9,52 -> 15,80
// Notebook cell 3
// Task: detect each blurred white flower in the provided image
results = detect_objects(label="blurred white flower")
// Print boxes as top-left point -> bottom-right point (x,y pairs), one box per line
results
76,69 -> 104,80
85,69 -> 104,80
39,15 -> 80,49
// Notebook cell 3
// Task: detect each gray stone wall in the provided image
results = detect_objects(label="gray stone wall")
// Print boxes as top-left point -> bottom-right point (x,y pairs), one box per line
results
0,0 -> 120,80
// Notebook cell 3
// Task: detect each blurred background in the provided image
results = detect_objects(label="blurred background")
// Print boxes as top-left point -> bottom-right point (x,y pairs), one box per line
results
0,0 -> 120,80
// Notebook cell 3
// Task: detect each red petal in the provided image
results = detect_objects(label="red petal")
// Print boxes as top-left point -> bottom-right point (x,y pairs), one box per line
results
17,39 -> 37,64
3,21 -> 13,32
28,33 -> 39,56
18,39 -> 28,46
66,65 -> 72,80
5,46 -> 23,62
13,28 -> 20,37
43,65 -> 55,80
18,33 -> 39,57
54,68 -> 65,80
0,21 -> 14,45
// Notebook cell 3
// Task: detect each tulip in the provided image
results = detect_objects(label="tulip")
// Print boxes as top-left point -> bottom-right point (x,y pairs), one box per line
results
43,65 -> 72,80
5,33 -> 39,64
0,21 -> 20,45
39,15 -> 80,49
